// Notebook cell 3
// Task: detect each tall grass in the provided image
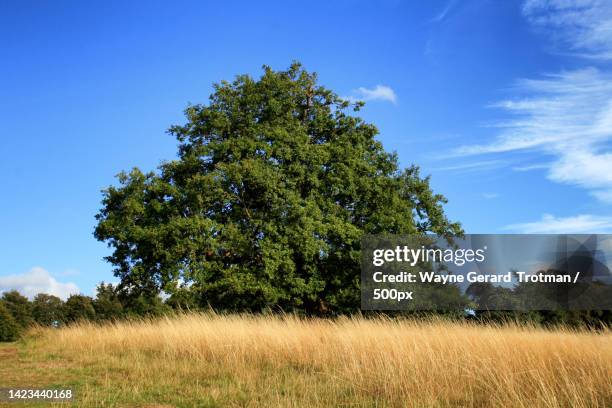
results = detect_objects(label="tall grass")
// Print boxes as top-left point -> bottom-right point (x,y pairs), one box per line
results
30,313 -> 612,407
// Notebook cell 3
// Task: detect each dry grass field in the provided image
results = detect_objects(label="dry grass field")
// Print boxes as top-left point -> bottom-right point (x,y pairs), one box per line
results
1,313 -> 610,407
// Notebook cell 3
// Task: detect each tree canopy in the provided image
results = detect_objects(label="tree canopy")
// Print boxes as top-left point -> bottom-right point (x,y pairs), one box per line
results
94,63 -> 462,314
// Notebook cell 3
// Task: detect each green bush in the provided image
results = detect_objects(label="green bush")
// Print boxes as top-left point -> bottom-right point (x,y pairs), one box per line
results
0,301 -> 20,342
32,293 -> 65,326
93,283 -> 123,320
64,294 -> 96,322
1,290 -> 33,328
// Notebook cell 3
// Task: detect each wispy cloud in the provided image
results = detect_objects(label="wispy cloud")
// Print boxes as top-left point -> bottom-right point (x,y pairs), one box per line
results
345,85 -> 397,104
504,213 -> 612,233
454,67 -> 612,202
0,267 -> 80,300
449,2 -> 612,203
455,68 -> 612,153
430,159 -> 506,172
482,192 -> 500,199
523,0 -> 612,60
512,163 -> 550,172
430,0 -> 458,23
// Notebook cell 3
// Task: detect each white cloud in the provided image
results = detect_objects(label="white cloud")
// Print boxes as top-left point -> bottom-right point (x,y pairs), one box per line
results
456,68 -> 612,154
453,67 -> 612,202
504,213 -> 612,233
512,163 -> 550,171
346,85 -> 397,104
0,267 -> 80,300
523,0 -> 612,59
449,2 -> 612,203
482,193 -> 500,199
431,159 -> 506,173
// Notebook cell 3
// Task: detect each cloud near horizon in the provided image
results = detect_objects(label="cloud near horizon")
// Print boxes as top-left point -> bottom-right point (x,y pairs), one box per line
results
504,213 -> 612,233
0,267 -> 80,300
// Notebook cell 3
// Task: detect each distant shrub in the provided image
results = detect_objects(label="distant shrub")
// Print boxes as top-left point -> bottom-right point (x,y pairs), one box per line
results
0,301 -> 20,341
64,295 -> 96,322
32,293 -> 65,326
93,283 -> 123,320
1,290 -> 33,328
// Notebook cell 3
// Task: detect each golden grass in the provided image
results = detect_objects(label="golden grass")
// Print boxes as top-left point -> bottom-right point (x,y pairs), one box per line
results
6,314 -> 612,407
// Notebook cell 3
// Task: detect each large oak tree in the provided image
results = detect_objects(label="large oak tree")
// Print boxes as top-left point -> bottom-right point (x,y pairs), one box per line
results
95,63 -> 461,313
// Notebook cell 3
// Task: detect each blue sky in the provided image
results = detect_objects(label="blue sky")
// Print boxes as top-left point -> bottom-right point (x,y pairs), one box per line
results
1,0 -> 612,298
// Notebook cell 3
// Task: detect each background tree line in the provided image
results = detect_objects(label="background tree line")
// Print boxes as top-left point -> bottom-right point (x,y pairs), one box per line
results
1,282 -> 609,342
0,283 -> 170,342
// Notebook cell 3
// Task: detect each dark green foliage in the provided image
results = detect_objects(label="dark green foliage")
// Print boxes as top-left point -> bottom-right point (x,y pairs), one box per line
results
1,290 -> 33,328
93,283 -> 123,320
64,295 -> 96,322
165,285 -> 199,311
0,301 -> 20,341
32,294 -> 65,326
0,287 -> 607,329
467,278 -> 612,328
119,293 -> 169,317
95,63 -> 461,314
